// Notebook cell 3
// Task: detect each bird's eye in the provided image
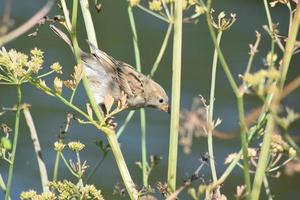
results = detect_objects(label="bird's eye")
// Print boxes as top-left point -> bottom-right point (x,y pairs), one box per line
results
159,98 -> 164,103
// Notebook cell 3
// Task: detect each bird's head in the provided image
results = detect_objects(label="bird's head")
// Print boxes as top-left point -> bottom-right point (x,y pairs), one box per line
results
144,78 -> 169,113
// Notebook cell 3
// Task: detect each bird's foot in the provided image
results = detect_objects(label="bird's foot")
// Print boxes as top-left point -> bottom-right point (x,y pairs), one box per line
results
105,116 -> 117,129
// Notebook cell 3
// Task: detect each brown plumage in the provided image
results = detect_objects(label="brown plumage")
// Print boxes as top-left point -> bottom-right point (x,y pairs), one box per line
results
50,25 -> 169,113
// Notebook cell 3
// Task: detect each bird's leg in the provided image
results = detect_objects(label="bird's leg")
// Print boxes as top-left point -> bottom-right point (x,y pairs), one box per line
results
99,104 -> 108,116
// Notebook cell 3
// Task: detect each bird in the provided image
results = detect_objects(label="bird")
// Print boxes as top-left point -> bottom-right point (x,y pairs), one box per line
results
50,25 -> 169,114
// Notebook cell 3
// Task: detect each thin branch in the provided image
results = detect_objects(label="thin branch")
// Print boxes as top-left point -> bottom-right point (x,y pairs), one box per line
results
23,104 -> 49,192
0,0 -> 55,46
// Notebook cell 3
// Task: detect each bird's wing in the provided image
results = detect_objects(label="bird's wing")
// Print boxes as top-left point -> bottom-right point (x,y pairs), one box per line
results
84,41 -> 145,97
84,41 -> 118,75
116,62 -> 145,97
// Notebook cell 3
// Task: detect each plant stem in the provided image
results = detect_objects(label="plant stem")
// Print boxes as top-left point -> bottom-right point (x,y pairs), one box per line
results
140,109 -> 148,187
205,0 -> 239,97
279,3 -> 300,90
5,85 -> 21,200
60,0 -> 72,30
23,106 -> 49,192
205,0 -> 251,193
207,31 -> 222,183
167,0 -> 182,192
250,3 -> 300,199
128,6 -> 149,188
52,151 -> 60,181
79,0 -> 98,48
60,153 -> 79,178
0,173 -> 6,192
137,4 -> 169,23
263,175 -> 273,200
263,0 -> 276,68
107,133 -> 139,200
237,95 -> 251,193
150,22 -> 173,77
77,2 -> 138,198
71,0 -> 103,123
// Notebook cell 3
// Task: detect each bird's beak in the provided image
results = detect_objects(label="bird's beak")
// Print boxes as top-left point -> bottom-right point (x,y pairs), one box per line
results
160,103 -> 170,114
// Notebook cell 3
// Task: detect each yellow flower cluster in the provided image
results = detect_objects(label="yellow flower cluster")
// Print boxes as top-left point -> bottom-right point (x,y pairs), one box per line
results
28,48 -> 44,73
243,67 -> 280,96
50,62 -> 63,74
68,141 -> 85,151
20,190 -> 55,200
21,180 -> 104,200
149,0 -> 162,11
271,134 -> 297,157
54,141 -> 65,152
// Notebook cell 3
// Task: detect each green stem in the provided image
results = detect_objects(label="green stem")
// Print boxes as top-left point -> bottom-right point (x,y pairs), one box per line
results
76,151 -> 82,180
251,4 -> 300,199
128,6 -> 148,188
263,175 -> 273,200
167,0 -> 182,192
245,32 -> 261,74
0,173 -> 6,192
5,85 -> 21,200
251,115 -> 274,200
205,0 -> 239,97
205,0 -> 251,193
150,22 -> 173,77
70,0 -> 103,123
140,109 -> 148,187
137,4 -> 169,23
207,31 -> 222,183
23,106 -> 49,192
52,151 -> 60,181
79,0 -> 98,49
60,0 -> 72,30
128,6 -> 142,72
60,153 -> 79,178
279,3 -> 300,90
69,88 -> 77,104
107,133 -> 139,200
237,95 -> 251,193
263,0 -> 275,68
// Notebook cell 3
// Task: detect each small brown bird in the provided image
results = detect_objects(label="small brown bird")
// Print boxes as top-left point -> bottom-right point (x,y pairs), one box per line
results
50,25 -> 169,113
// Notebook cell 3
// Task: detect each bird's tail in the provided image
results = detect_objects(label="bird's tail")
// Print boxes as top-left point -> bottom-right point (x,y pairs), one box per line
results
49,25 -> 74,51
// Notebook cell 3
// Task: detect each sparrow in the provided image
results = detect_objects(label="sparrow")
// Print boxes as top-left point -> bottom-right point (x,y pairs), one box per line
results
50,25 -> 169,113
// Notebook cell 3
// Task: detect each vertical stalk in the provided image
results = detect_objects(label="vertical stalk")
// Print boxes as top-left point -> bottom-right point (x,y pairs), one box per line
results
0,173 -> 6,192
79,0 -> 98,48
68,1 -> 138,198
127,6 -> 148,188
23,106 -> 49,192
150,22 -> 173,77
250,3 -> 300,199
205,0 -> 251,193
5,85 -> 21,200
263,175 -> 273,200
107,133 -> 139,200
237,95 -> 251,193
71,0 -> 103,122
52,152 -> 60,181
263,0 -> 275,68
167,0 -> 182,192
207,31 -> 222,183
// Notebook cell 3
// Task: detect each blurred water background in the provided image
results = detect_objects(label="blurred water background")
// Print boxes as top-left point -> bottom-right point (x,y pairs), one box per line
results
0,0 -> 300,199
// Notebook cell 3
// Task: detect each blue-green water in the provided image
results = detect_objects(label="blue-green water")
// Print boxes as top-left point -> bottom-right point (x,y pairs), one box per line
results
0,0 -> 300,199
